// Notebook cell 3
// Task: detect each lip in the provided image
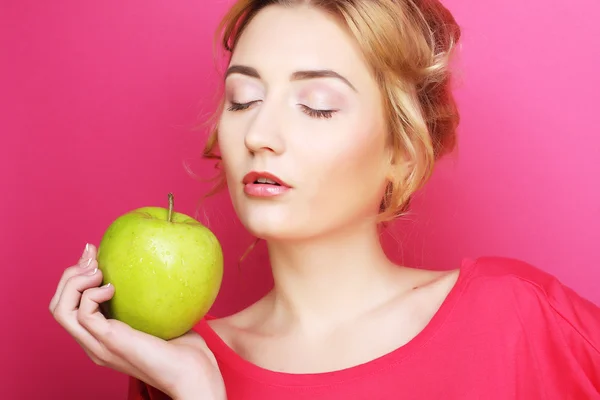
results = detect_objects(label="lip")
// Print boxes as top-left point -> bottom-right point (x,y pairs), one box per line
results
242,171 -> 292,198
242,171 -> 291,188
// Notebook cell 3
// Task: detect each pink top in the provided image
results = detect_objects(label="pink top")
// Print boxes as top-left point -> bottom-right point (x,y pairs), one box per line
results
129,256 -> 600,399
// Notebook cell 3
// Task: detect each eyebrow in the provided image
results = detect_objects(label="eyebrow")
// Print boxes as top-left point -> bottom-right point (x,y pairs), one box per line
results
225,64 -> 358,92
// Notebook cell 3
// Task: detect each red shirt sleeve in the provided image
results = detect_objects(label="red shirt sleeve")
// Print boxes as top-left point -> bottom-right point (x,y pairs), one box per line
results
544,274 -> 600,390
476,256 -> 600,394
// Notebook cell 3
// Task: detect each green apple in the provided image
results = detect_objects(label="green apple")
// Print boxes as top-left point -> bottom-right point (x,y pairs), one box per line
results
96,193 -> 223,340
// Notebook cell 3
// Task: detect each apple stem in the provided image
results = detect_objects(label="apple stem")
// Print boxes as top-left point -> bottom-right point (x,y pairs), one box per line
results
168,192 -> 174,223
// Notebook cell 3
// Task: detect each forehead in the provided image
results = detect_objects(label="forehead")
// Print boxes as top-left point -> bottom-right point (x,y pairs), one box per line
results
229,5 -> 372,87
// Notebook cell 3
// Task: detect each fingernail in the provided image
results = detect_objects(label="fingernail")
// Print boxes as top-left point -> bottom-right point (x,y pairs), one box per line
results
82,243 -> 89,257
102,283 -> 112,289
85,267 -> 98,276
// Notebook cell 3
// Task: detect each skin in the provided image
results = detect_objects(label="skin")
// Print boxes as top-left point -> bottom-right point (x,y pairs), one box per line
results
213,4 -> 460,374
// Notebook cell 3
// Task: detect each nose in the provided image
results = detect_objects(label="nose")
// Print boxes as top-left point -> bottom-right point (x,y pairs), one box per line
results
244,101 -> 285,155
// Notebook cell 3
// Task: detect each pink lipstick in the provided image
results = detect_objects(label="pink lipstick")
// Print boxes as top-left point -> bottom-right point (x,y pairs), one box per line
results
242,171 -> 292,197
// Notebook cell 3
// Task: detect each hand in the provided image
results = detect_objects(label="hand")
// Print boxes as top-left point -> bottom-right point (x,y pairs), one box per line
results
49,244 -> 226,400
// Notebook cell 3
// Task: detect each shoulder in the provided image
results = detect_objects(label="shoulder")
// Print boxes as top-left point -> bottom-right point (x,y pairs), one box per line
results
463,255 -> 580,301
465,255 -> 556,285
462,255 -> 599,308
462,255 -> 600,342
461,256 -> 600,388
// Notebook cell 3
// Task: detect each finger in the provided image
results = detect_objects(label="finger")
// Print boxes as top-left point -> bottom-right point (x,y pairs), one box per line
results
77,285 -> 154,374
80,294 -> 176,373
53,262 -> 103,318
75,283 -> 121,363
49,266 -> 80,313
49,244 -> 97,313
77,243 -> 97,267
50,263 -> 97,314
59,283 -> 136,374
78,283 -> 123,344
51,266 -> 111,365
78,283 -> 115,327
77,284 -> 189,386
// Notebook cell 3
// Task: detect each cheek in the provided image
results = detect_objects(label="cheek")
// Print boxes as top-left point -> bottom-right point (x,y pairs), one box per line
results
315,122 -> 386,180
217,124 -> 247,216
217,120 -> 245,179
295,119 -> 388,211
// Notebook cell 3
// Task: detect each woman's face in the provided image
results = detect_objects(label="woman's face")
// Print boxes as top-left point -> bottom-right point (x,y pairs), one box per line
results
218,4 -> 391,241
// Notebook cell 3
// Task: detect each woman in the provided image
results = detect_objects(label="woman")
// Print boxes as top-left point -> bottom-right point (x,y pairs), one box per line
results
49,0 -> 600,399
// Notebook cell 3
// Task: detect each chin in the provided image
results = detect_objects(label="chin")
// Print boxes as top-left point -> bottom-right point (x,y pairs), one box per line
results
228,188 -> 301,240
229,191 -> 358,242
239,208 -> 302,241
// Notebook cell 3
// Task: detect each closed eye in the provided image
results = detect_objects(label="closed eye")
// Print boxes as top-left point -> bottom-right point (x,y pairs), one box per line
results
299,105 -> 337,119
227,101 -> 260,112
227,101 -> 337,120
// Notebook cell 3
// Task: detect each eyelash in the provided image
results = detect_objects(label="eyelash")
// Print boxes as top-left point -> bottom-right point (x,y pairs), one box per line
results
300,105 -> 335,119
227,101 -> 336,119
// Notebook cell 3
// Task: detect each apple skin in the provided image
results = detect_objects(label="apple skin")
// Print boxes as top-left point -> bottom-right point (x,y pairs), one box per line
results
96,205 -> 223,340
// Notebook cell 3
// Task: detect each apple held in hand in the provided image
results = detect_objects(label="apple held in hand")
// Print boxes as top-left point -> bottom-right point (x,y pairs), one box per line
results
97,193 -> 223,340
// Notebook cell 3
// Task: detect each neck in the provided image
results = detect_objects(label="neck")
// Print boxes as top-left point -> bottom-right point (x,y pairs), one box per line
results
264,221 -> 401,331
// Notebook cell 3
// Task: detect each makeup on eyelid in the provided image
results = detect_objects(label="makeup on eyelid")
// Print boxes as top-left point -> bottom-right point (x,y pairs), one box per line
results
226,79 -> 346,111
297,83 -> 346,110
225,75 -> 263,98
227,86 -> 264,104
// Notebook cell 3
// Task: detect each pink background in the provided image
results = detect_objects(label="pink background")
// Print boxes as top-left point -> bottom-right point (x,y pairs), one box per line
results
2,0 -> 599,398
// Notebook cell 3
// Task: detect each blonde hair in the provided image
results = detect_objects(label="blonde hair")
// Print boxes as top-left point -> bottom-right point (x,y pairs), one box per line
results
202,0 -> 461,223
